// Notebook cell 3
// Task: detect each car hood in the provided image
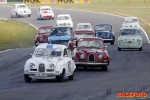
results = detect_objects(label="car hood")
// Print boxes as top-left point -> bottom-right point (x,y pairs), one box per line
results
50,35 -> 71,41
17,8 -> 30,11
29,57 -> 63,66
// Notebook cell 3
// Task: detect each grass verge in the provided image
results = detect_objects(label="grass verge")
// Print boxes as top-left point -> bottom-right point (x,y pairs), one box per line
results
0,19 -> 37,51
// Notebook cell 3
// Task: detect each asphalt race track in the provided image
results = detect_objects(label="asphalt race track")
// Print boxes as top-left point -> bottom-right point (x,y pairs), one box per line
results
0,6 -> 150,100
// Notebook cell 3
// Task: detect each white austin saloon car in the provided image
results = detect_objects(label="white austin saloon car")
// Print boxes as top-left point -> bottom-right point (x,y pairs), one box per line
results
122,17 -> 140,28
10,4 -> 31,18
56,14 -> 73,29
37,6 -> 54,20
24,44 -> 76,82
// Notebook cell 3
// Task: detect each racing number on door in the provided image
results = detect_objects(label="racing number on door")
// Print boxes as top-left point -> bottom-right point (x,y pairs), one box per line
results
68,61 -> 71,72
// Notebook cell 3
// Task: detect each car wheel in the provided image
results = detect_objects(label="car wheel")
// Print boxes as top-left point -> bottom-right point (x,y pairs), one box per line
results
28,14 -> 31,17
68,71 -> 74,80
118,47 -> 121,51
139,47 -> 142,51
110,41 -> 114,45
40,15 -> 43,20
16,13 -> 19,18
101,65 -> 107,71
24,75 -> 32,83
56,69 -> 65,82
52,17 -> 54,19
10,13 -> 13,18
35,42 -> 38,47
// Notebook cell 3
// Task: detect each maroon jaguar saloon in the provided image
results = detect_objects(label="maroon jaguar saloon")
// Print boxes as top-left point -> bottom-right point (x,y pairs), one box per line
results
68,29 -> 96,51
35,25 -> 53,46
73,37 -> 110,71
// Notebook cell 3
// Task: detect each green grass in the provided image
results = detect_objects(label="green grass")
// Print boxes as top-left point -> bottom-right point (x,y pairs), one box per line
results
5,0 -> 150,36
0,19 -> 37,51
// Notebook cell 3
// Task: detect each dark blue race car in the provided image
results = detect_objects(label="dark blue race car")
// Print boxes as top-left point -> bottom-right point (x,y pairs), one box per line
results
94,24 -> 115,45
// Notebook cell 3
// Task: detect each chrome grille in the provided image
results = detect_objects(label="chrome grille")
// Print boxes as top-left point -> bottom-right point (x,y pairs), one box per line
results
89,54 -> 94,61
39,63 -> 45,72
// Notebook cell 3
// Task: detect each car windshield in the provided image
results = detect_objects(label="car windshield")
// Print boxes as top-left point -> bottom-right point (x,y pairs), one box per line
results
34,48 -> 62,57
78,40 -> 103,49
16,5 -> 27,8
50,27 -> 71,36
120,29 -> 140,36
95,25 -> 112,31
39,28 -> 51,34
41,8 -> 51,11
77,25 -> 91,29
124,19 -> 138,23
73,33 -> 94,39
58,16 -> 70,20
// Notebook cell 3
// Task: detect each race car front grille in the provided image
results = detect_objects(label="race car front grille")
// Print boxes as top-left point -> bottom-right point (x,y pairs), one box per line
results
38,63 -> 45,72
89,54 -> 94,62
51,40 -> 69,46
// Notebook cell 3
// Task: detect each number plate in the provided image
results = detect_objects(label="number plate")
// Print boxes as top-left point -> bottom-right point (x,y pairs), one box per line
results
35,73 -> 47,76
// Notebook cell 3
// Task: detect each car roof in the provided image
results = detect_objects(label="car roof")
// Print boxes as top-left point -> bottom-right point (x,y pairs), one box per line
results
58,14 -> 71,17
52,26 -> 71,28
78,37 -> 103,41
121,27 -> 140,30
36,43 -> 67,49
39,25 -> 54,28
95,24 -> 112,26
77,23 -> 91,25
40,6 -> 51,8
14,4 -> 26,6
73,29 -> 95,33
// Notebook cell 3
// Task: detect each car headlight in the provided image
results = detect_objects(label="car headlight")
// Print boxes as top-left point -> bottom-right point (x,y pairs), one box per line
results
119,40 -> 123,43
80,54 -> 85,59
137,39 -> 141,43
49,64 -> 55,69
98,54 -> 103,59
29,63 -> 35,68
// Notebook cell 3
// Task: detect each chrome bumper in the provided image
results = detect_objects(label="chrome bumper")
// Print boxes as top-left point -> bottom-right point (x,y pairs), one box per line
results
75,62 -> 108,65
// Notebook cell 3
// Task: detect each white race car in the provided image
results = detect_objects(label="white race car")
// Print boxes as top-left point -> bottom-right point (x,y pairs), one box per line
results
56,14 -> 73,29
24,43 -> 76,82
37,6 -> 54,20
122,17 -> 140,28
76,23 -> 92,30
10,4 -> 31,18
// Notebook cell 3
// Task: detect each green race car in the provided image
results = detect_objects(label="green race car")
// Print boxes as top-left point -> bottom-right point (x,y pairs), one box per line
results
118,27 -> 143,51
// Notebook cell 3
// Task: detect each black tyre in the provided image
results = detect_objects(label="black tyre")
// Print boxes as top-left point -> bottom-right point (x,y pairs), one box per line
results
101,65 -> 107,71
56,69 -> 65,82
10,13 -> 13,18
110,41 -> 114,45
16,13 -> 19,17
35,42 -> 38,47
68,71 -> 74,80
118,47 -> 121,51
28,14 -> 31,17
139,47 -> 142,51
52,17 -> 54,19
24,75 -> 32,83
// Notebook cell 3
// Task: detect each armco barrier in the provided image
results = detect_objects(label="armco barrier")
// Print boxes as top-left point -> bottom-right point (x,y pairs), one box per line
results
23,0 -> 91,4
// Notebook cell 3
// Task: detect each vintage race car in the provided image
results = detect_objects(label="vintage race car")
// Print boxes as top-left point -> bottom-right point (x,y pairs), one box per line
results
56,14 -> 73,29
94,24 -> 115,45
37,6 -> 54,20
68,29 -> 96,51
76,23 -> 92,30
24,43 -> 76,82
35,25 -> 54,46
10,4 -> 31,18
122,17 -> 140,28
47,26 -> 72,46
118,26 -> 143,51
73,37 -> 110,71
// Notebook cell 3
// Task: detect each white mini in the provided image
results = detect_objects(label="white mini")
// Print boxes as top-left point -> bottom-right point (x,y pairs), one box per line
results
122,17 -> 140,28
24,43 -> 76,82
76,23 -> 92,30
56,14 -> 73,29
10,4 -> 31,18
37,6 -> 54,20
